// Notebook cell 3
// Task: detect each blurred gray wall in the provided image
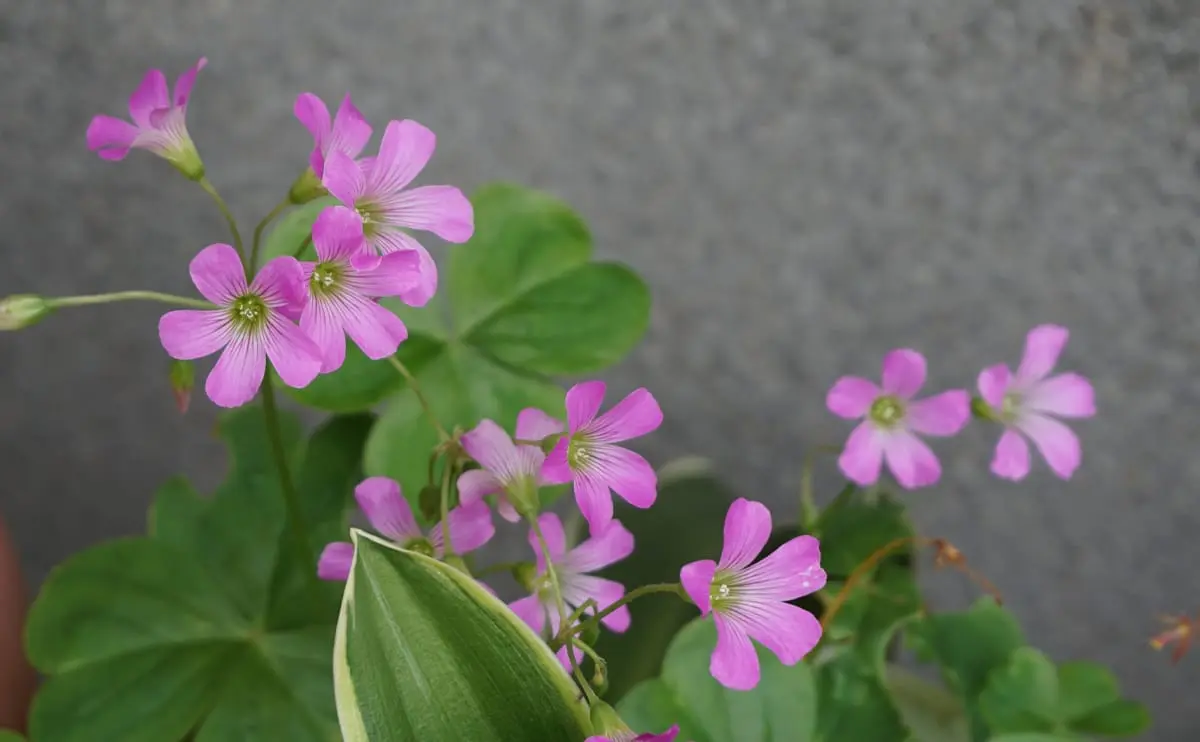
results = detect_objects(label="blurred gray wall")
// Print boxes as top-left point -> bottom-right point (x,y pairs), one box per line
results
2,0 -> 1199,738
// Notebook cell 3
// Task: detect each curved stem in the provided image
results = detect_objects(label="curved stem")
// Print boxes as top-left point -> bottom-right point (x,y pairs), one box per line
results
199,177 -> 246,267
799,444 -> 842,532
48,291 -> 214,310
387,356 -> 450,441
567,583 -> 687,638
532,517 -> 600,705
819,536 -> 916,632
291,235 -> 313,260
439,459 -> 455,558
260,375 -> 319,591
250,199 -> 291,272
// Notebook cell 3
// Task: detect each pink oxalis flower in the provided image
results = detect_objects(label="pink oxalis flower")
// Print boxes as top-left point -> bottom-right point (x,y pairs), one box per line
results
321,119 -> 474,306
510,513 -> 634,644
680,498 -> 826,691
827,349 -> 969,490
317,476 -> 494,581
459,408 -> 565,522
586,728 -> 680,742
977,324 -> 1095,481
293,92 -> 372,180
542,381 -> 663,536
300,207 -> 421,373
87,57 -> 207,179
158,244 -> 322,408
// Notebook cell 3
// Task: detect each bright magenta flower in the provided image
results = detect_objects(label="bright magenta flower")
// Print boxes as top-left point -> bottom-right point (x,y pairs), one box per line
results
87,58 -> 207,179
680,499 -> 825,691
542,381 -> 662,536
585,728 -> 680,742
293,92 -> 372,179
827,349 -> 969,489
158,245 -> 321,408
459,408 -> 564,522
977,324 -> 1095,480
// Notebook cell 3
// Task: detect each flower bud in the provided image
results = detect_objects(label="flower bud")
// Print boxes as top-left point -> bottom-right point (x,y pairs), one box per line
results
288,168 -> 327,205
0,295 -> 52,331
511,562 -> 538,592
169,360 -> 195,414
970,395 -> 998,422
539,433 -> 563,455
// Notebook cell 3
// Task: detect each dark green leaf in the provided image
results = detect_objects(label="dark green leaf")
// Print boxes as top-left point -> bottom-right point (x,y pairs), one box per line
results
978,648 -> 1059,734
1055,662 -> 1119,723
815,486 -> 914,577
815,652 -> 909,742
1068,700 -> 1150,738
0,731 -> 26,741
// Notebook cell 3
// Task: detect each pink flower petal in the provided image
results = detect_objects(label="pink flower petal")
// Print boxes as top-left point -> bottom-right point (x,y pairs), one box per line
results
312,205 -> 366,262
516,408 -> 565,442
566,381 -> 607,432
355,477 -> 421,541
294,92 -> 332,160
565,520 -> 634,573
587,388 -> 663,444
456,469 -> 502,506
529,513 -> 568,569
317,542 -> 354,581
991,429 -> 1031,481
826,376 -> 881,419
366,119 -> 437,194
719,498 -> 772,571
462,419 -> 524,480
496,497 -> 520,523
906,390 -> 970,437
128,68 -> 169,127
880,349 -> 927,399
367,230 -> 437,307
739,534 -> 827,601
1024,373 -> 1095,419
1016,324 -> 1068,385
329,94 -> 372,162
253,256 -> 308,311
300,300 -> 347,374
837,422 -> 885,486
977,364 -> 1011,410
680,559 -> 717,615
86,115 -> 139,160
382,185 -> 475,243
541,438 -> 572,485
264,316 -> 323,390
189,243 -> 248,305
322,149 -> 368,206
350,250 -> 423,298
172,57 -> 207,109
508,594 -> 545,635
881,430 -> 942,489
566,575 -> 630,632
343,300 -> 408,361
574,473 -> 616,536
431,502 -> 494,555
596,446 -> 657,510
557,644 -> 584,674
711,614 -> 760,691
158,309 -> 230,360
1017,413 -> 1082,480
737,600 -> 822,666
205,335 -> 266,408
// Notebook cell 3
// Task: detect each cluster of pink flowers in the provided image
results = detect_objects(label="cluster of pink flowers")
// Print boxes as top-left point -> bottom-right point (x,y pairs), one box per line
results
827,325 -> 1095,486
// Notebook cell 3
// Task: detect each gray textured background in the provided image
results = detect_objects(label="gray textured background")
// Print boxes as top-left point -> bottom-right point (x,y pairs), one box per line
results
2,0 -> 1199,738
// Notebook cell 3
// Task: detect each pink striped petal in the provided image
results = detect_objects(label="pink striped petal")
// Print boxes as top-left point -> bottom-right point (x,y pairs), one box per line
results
172,57 -> 207,108
1017,413 -> 1081,480
739,534 -> 826,601
566,381 -> 607,432
1024,373 -> 1095,419
128,69 -> 169,127
457,469 -> 502,506
158,310 -> 230,360
541,438 -> 572,485
508,594 -> 545,635
343,300 -> 408,361
906,390 -> 970,436
86,115 -> 139,160
737,600 -> 822,667
991,429 -> 1031,481
322,149 -> 367,206
556,644 -> 584,674
1016,324 -> 1068,385
517,407 -> 565,442
294,92 -> 332,159
462,420 -> 522,479
566,575 -> 629,632
838,422 -> 885,486
880,349 -> 927,399
587,388 -> 662,443
383,185 -> 474,242
329,94 -> 372,161
367,230 -> 437,306
367,119 -> 437,194
317,542 -> 354,581
719,498 -> 771,571
265,316 -> 322,390
253,256 -> 308,311
597,446 -> 657,510
300,300 -> 347,374
826,376 -> 880,419
881,430 -> 942,489
189,244 -> 247,305
565,520 -> 634,573
430,502 -> 494,555
529,513 -> 568,569
312,205 -> 366,262
355,477 -> 421,541
350,250 -> 422,298
575,474 -> 615,537
680,559 -> 716,616
711,614 -> 760,691
206,335 -> 266,408
496,497 -> 520,523
977,364 -> 1011,410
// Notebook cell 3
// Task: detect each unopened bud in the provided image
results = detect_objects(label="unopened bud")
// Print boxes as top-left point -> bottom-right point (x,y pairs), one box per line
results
288,168 -> 326,204
169,360 -> 195,414
0,295 -> 52,331
590,660 -> 608,695
539,433 -> 563,455
970,396 -> 998,422
418,485 -> 442,523
511,562 -> 538,592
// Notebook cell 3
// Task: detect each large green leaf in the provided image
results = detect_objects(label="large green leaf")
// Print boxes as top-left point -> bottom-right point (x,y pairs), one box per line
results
979,648 -> 1060,734
332,531 -> 591,741
618,618 -> 818,742
25,408 -> 371,742
885,666 -> 970,742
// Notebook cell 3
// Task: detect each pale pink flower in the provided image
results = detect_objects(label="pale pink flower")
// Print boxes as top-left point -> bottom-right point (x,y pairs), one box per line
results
827,349 -> 969,490
680,498 -> 825,691
459,408 -> 565,522
977,324 -> 1096,481
542,382 -> 662,536
158,245 -> 322,408
586,728 -> 680,742
300,206 -> 421,373
509,513 -> 634,645
87,58 -> 207,179
321,119 -> 474,306
293,92 -> 372,179
317,476 -> 494,581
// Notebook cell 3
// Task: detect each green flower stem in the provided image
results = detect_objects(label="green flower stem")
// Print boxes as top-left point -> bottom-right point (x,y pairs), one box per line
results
198,177 -> 246,268
439,459 -> 455,558
567,582 -> 688,640
48,291 -> 215,310
250,198 -> 291,271
290,235 -> 313,260
387,356 -> 450,441
798,443 -> 842,532
533,516 -> 600,705
567,636 -> 600,705
260,374 -> 319,592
